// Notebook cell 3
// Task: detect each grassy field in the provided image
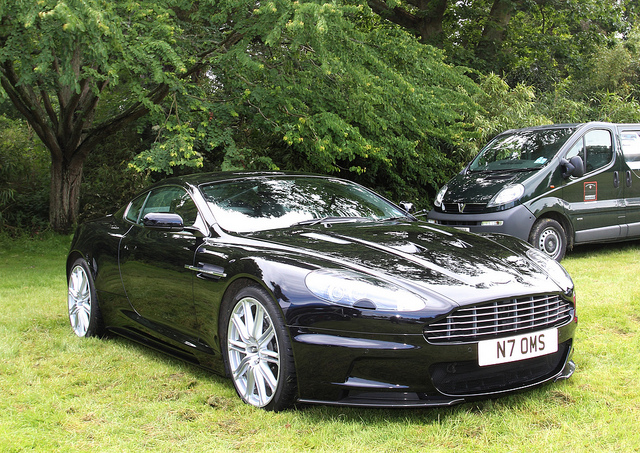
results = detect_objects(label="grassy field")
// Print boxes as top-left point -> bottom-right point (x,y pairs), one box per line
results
1,234 -> 639,452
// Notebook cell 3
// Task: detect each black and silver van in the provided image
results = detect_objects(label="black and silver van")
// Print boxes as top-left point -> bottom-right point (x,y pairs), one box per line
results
427,122 -> 640,260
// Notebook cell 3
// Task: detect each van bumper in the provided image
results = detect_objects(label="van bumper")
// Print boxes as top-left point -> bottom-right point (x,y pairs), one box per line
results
427,205 -> 536,242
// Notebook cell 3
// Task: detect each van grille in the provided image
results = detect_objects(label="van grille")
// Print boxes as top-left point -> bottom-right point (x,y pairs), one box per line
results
442,203 -> 486,214
424,295 -> 573,344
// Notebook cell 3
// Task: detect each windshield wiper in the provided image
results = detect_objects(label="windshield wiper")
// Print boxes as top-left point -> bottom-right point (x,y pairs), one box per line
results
380,215 -> 416,222
292,216 -> 368,227
469,167 -> 538,174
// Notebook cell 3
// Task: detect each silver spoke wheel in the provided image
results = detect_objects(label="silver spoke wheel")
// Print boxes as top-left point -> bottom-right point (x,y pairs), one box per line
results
67,258 -> 104,338
68,264 -> 92,337
227,296 -> 281,408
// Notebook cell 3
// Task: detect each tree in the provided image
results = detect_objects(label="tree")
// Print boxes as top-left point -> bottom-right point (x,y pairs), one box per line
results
0,1 -> 190,231
369,0 -> 629,91
141,2 -> 483,204
1,0 -> 483,231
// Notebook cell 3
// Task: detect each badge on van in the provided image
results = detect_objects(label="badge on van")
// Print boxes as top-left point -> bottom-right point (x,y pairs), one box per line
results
584,181 -> 597,201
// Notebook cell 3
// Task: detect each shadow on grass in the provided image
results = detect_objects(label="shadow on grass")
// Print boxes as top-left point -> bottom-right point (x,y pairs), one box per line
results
98,331 -> 572,425
294,383 -> 573,425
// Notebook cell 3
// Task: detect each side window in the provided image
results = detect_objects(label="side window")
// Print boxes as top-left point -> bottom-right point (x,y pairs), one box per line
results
620,131 -> 640,170
585,130 -> 613,172
125,193 -> 148,224
140,186 -> 199,227
566,130 -> 613,174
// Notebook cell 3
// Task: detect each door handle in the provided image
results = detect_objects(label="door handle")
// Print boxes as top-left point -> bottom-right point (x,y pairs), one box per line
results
614,171 -> 619,188
627,170 -> 633,187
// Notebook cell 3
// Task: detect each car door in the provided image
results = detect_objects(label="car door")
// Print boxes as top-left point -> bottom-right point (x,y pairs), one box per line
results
119,185 -> 205,338
618,128 -> 640,237
561,128 -> 625,243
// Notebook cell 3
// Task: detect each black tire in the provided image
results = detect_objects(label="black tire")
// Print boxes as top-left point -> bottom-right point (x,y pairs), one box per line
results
220,283 -> 297,411
67,258 -> 105,338
529,218 -> 567,262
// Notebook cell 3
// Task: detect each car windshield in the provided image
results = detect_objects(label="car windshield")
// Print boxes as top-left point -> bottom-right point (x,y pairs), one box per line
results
199,176 -> 408,232
469,127 -> 577,172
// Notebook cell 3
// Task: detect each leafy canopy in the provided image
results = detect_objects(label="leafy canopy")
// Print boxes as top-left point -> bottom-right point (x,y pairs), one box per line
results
0,0 -> 483,221
134,0 -> 482,203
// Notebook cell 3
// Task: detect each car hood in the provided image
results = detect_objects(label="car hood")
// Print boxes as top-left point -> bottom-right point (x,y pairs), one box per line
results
444,170 -> 533,204
244,221 -> 565,307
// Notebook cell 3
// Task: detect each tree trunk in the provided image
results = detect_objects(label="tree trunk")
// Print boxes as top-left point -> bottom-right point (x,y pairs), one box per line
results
476,0 -> 521,67
49,154 -> 84,234
367,0 -> 448,43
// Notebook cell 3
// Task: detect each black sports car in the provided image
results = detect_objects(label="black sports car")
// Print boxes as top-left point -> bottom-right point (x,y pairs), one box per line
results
67,172 -> 577,411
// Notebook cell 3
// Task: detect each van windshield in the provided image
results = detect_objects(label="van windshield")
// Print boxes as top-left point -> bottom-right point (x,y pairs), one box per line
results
469,127 -> 577,172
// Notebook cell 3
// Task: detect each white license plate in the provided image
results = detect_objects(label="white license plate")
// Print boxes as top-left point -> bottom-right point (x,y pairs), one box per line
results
454,227 -> 470,232
478,328 -> 558,367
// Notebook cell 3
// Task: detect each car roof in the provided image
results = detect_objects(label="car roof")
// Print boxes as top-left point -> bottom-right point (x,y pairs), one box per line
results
146,171 -> 334,190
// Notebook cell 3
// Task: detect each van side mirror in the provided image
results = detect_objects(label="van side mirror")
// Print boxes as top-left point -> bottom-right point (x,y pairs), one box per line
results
561,156 -> 584,179
399,202 -> 414,213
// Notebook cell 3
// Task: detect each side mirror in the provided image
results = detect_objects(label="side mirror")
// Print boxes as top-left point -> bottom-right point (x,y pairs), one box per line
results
561,156 -> 584,179
142,212 -> 185,231
399,202 -> 414,213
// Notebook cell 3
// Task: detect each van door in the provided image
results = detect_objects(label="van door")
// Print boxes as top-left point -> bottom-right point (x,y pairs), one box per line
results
619,128 -> 640,237
562,128 -> 625,243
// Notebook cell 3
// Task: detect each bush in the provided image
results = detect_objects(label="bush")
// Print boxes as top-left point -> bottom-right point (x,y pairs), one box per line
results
0,115 -> 50,235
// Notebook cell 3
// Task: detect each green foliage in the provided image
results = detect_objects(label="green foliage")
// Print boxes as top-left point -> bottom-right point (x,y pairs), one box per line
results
132,0 -> 483,206
502,0 -> 625,91
471,74 -> 552,154
440,0 -> 628,94
0,115 -> 50,233
0,0 -> 207,231
78,127 -> 152,222
5,0 -> 640,229
594,92 -> 640,123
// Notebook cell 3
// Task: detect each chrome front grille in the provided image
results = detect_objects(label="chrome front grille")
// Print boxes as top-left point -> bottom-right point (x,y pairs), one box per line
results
424,295 -> 573,344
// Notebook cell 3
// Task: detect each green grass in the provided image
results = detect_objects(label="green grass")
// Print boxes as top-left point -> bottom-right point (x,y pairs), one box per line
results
1,234 -> 639,452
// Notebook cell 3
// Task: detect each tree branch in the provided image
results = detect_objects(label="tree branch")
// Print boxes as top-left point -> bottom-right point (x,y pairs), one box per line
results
78,30 -> 246,156
0,61 -> 62,159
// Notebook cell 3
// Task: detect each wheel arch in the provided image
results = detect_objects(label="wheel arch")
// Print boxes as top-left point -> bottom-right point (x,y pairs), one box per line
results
531,211 -> 575,250
217,275 -> 292,374
66,250 -> 89,280
217,275 -> 299,410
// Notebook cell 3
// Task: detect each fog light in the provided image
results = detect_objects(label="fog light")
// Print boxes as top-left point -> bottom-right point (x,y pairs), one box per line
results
481,220 -> 504,226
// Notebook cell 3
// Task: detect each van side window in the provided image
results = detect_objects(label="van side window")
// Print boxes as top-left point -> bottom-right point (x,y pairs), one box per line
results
566,130 -> 613,174
620,131 -> 640,170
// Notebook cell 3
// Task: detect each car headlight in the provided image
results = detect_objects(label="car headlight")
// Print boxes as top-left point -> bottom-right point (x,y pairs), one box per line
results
487,184 -> 524,208
305,269 -> 427,311
526,248 -> 574,293
434,185 -> 447,207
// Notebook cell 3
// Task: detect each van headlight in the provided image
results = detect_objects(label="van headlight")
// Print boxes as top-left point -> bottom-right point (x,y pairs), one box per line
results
434,185 -> 447,208
487,184 -> 524,208
305,269 -> 427,311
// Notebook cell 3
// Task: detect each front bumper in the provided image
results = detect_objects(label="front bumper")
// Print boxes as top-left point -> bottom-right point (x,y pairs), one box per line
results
289,319 -> 577,408
427,205 -> 536,242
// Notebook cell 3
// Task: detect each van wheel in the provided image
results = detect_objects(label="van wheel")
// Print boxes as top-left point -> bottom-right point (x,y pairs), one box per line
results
529,218 -> 567,262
